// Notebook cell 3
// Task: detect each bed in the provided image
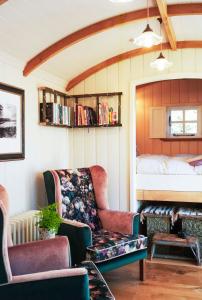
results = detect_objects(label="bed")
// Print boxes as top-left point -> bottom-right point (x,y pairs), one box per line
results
136,154 -> 202,203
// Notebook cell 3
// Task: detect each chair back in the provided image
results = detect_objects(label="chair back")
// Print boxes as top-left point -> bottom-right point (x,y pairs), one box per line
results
0,186 -> 12,284
44,167 -> 106,231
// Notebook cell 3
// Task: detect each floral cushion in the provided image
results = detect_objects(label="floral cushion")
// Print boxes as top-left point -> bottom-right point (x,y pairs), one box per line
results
80,261 -> 115,300
86,230 -> 147,263
56,168 -> 102,231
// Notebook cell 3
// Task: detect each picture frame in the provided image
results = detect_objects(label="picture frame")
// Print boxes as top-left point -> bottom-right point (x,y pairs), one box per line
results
0,82 -> 25,161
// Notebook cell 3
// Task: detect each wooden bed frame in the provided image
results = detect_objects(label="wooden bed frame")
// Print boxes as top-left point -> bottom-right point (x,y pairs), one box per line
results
136,190 -> 202,203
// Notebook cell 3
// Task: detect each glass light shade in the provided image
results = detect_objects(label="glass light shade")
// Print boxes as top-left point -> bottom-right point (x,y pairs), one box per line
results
109,0 -> 134,2
131,24 -> 162,48
150,52 -> 173,71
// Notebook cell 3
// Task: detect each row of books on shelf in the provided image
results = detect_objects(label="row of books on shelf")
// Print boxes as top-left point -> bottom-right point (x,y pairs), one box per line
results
75,105 -> 97,126
98,102 -> 118,125
75,102 -> 118,126
40,103 -> 73,126
40,102 -> 119,127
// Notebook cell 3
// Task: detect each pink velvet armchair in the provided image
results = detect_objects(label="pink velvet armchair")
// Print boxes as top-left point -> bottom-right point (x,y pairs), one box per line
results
0,185 -> 90,300
44,165 -> 147,280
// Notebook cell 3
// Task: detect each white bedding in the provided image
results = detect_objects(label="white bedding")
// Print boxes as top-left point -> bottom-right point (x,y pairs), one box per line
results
136,174 -> 202,192
136,154 -> 202,175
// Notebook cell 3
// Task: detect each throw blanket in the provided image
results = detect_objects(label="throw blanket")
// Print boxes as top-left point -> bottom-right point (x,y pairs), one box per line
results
176,207 -> 202,219
141,205 -> 202,225
140,205 -> 177,225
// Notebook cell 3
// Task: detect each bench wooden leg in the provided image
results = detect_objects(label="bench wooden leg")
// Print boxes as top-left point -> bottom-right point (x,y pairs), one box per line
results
139,259 -> 145,281
196,242 -> 201,265
151,243 -> 156,260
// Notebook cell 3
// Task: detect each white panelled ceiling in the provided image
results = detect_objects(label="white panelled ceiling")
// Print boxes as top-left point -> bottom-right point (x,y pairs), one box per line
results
0,0 -> 150,60
171,15 -> 202,40
0,0 -> 202,81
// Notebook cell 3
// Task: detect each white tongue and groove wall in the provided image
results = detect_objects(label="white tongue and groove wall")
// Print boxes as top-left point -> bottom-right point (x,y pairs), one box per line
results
0,51 -> 69,216
1,48 -> 202,215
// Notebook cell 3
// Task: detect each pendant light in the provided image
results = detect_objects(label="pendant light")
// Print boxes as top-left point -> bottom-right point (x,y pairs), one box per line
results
150,19 -> 172,71
130,0 -> 162,48
150,52 -> 172,71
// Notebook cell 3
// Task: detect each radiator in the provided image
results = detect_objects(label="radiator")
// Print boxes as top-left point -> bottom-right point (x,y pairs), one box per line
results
9,210 -> 40,245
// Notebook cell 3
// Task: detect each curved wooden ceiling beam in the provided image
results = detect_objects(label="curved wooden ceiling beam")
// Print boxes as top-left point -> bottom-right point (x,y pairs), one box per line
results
167,3 -> 202,16
23,3 -> 202,76
23,7 -> 159,76
0,0 -> 8,5
66,41 -> 202,91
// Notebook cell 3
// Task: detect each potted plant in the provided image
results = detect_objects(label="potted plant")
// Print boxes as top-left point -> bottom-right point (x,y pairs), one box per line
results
36,203 -> 62,240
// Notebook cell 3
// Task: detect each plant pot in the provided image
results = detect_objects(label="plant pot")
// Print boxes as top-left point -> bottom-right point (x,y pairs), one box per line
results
39,228 -> 56,240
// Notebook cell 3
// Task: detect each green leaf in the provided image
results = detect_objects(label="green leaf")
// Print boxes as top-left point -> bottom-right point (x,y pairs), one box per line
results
36,203 -> 62,233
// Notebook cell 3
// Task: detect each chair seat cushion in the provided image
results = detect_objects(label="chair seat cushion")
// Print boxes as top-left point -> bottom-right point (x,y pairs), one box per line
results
80,261 -> 115,300
86,230 -> 147,263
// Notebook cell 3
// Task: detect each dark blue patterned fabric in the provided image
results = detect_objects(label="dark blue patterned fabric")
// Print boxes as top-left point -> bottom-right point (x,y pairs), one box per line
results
86,230 -> 148,263
56,168 -> 102,231
80,261 -> 115,300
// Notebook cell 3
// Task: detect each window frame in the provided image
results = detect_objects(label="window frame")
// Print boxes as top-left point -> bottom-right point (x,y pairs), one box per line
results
167,106 -> 201,138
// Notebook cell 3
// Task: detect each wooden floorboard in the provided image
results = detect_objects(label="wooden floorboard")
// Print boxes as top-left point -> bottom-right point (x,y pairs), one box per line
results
104,260 -> 202,300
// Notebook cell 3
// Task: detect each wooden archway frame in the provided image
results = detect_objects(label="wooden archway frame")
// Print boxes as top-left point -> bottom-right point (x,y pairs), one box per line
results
66,41 -> 202,91
23,3 -> 202,76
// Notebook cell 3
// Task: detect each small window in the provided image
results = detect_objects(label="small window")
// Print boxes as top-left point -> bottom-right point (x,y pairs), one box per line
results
167,107 -> 201,137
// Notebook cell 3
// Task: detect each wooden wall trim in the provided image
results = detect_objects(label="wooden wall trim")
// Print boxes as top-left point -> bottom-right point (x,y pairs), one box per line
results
66,41 -> 202,91
23,3 -> 202,77
137,190 -> 202,203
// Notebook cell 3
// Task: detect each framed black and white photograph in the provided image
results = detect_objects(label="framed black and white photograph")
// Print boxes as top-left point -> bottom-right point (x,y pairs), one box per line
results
0,83 -> 25,160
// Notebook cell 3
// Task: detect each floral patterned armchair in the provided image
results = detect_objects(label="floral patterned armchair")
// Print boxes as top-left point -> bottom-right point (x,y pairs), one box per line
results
43,165 -> 147,280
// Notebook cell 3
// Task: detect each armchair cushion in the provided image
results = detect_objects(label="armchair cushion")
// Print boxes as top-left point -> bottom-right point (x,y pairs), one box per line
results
8,236 -> 71,276
89,165 -> 109,210
50,169 -> 102,232
86,230 -> 147,263
98,209 -> 139,235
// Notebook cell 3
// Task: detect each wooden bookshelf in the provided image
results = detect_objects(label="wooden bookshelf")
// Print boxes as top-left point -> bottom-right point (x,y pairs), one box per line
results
39,87 -> 122,128
40,122 -> 72,129
72,124 -> 122,128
